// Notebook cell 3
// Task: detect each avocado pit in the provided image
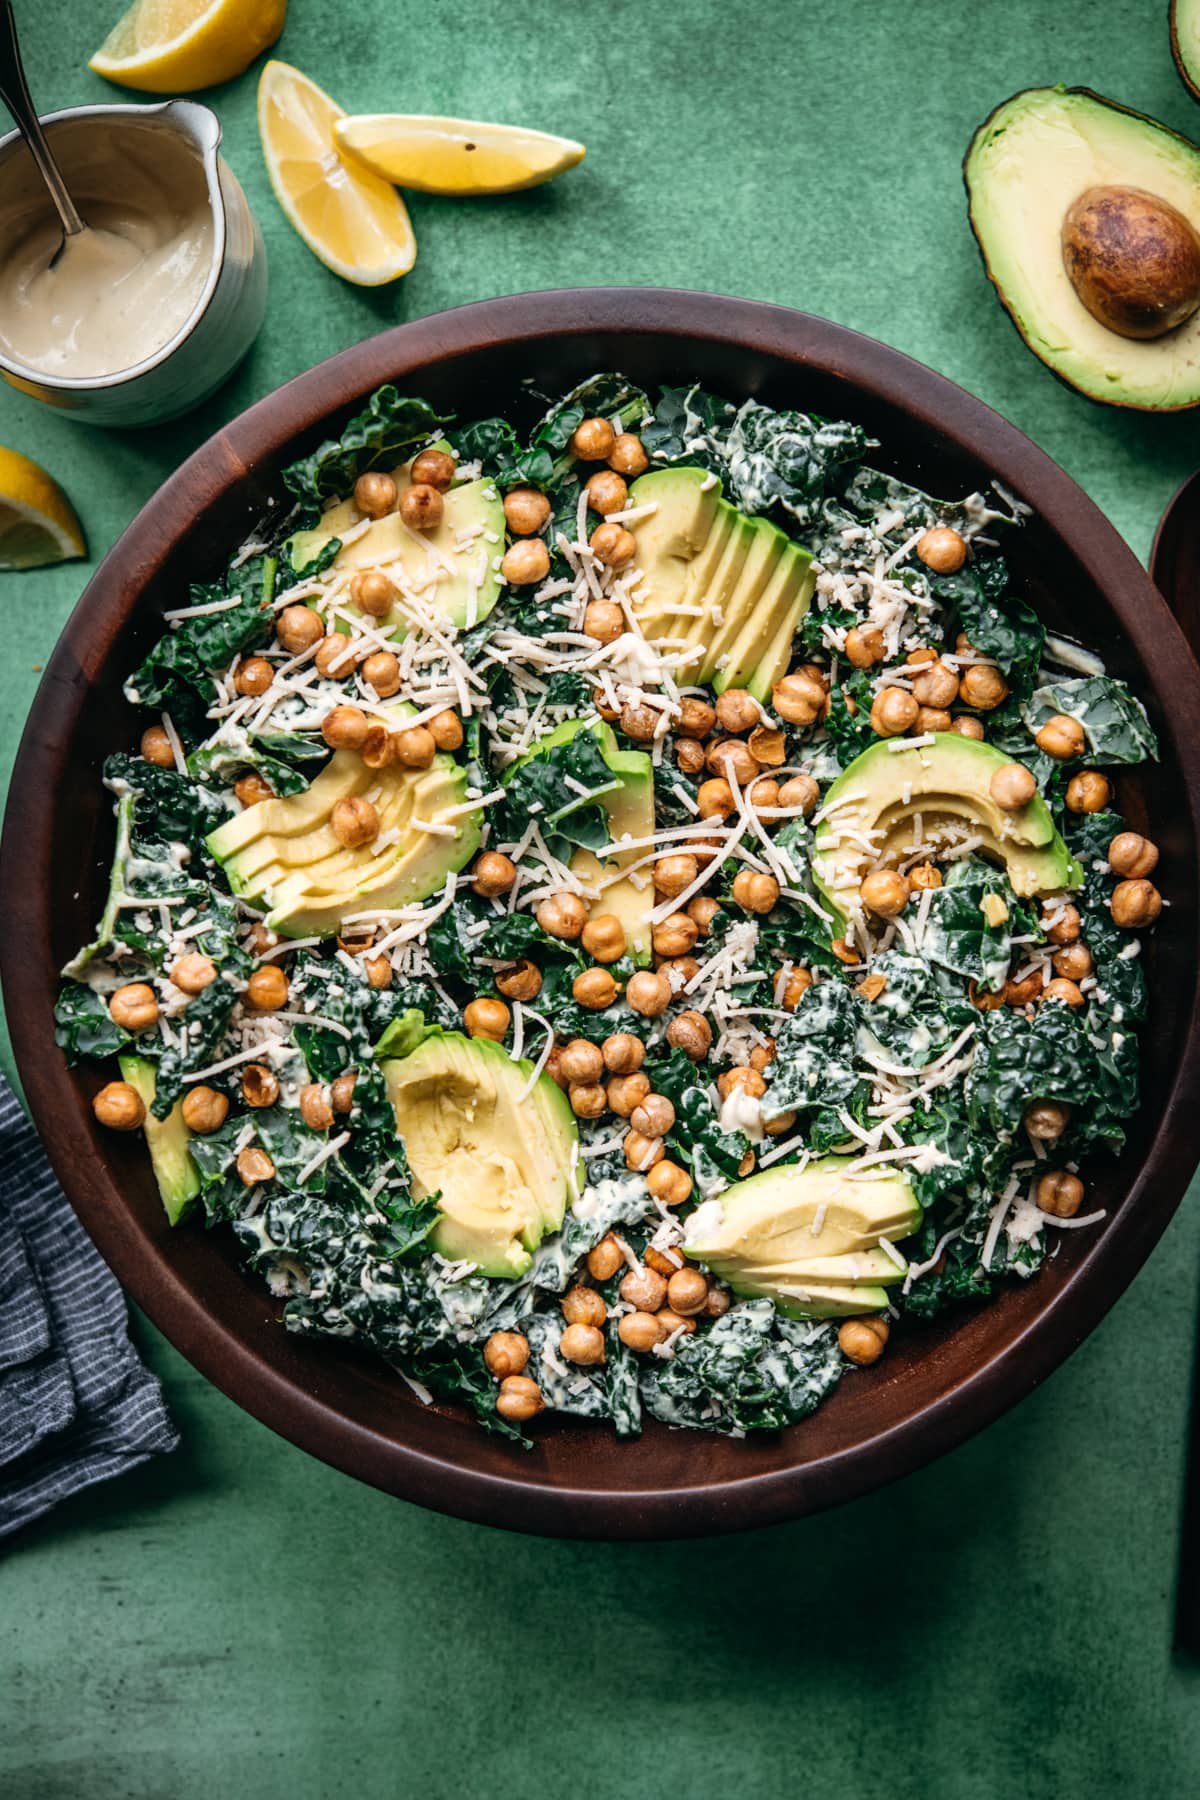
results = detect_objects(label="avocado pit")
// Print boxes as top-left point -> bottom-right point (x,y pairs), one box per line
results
1061,184 -> 1200,340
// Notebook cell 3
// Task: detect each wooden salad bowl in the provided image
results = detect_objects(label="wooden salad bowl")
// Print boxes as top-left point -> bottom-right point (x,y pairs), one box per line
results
4,289 -> 1200,1539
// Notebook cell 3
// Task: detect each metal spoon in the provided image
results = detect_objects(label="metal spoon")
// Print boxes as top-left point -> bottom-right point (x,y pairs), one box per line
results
1152,471 -> 1200,1655
0,0 -> 85,260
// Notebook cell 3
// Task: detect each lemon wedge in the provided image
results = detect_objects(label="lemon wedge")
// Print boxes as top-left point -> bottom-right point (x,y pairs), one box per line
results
89,0 -> 287,94
257,62 -> 416,286
335,114 -> 585,196
0,448 -> 86,571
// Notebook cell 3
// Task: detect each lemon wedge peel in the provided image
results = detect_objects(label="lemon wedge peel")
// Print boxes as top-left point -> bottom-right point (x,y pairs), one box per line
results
89,0 -> 287,94
0,448 -> 86,572
257,62 -> 417,287
334,113 -> 585,197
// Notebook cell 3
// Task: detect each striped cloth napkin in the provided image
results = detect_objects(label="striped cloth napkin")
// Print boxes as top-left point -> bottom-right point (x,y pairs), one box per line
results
0,1073 -> 178,1539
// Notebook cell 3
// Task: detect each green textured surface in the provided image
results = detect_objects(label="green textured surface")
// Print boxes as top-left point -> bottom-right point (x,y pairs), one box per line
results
3,2 -> 1200,1795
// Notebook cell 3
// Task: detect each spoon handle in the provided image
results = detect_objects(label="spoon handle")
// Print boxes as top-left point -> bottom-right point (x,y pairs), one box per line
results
0,0 -> 84,238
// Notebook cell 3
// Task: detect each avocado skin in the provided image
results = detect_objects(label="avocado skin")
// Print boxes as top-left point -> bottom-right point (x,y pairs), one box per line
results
1173,1 -> 1200,104
964,85 -> 1200,412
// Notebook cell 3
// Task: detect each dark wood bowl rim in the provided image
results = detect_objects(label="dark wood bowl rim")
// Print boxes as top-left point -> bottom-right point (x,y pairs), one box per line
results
5,288 -> 1200,1539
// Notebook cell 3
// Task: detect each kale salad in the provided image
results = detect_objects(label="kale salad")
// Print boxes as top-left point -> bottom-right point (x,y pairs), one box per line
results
59,373 -> 1163,1442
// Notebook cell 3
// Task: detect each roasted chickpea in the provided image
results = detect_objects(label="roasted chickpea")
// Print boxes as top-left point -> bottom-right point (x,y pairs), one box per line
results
912,661 -> 960,709
618,1311 -> 664,1352
560,1322 -> 606,1365
747,728 -> 787,770
314,633 -> 358,678
585,469 -> 629,517
556,1039 -> 602,1086
349,569 -> 398,620
856,973 -> 887,1004
950,714 -> 985,740
332,795 -> 379,849
140,724 -> 176,767
234,771 -> 274,808
1035,713 -> 1085,759
246,965 -> 289,1012
1036,1170 -> 1085,1218
959,664 -> 1009,711
180,1085 -> 229,1135
237,1145 -> 276,1187
646,1160 -> 694,1206
331,1071 -> 358,1115
990,762 -> 1037,811
831,937 -> 862,966
717,1066 -> 767,1102
495,959 -> 542,1002
773,671 -> 826,726
626,969 -> 671,1017
562,1286 -> 607,1329
92,1080 -> 145,1131
322,705 -> 370,753
619,1264 -> 668,1311
570,416 -> 617,461
241,1063 -> 279,1108
1108,832 -> 1159,878
675,738 -> 706,776
410,448 -> 456,492
484,1331 -> 529,1378
590,522 -> 637,568
362,650 -> 401,697
354,471 -> 397,518
666,1010 -> 712,1059
631,1093 -> 675,1138
1066,771 -> 1110,814
581,914 -> 627,963
428,708 -> 464,750
582,598 -> 625,644
838,1316 -> 890,1366
844,625 -> 886,668
276,605 -> 323,655
1024,1100 -> 1070,1141
463,997 -> 510,1041
471,850 -> 517,897
361,726 -> 395,770
624,1128 -> 665,1172
687,895 -> 720,937
615,704 -> 656,747
915,526 -> 967,573
1111,878 -> 1162,928
666,1267 -> 709,1316
780,965 -> 814,1010
908,861 -> 943,891
1004,971 -> 1042,1008
715,688 -> 761,733
609,432 -> 649,476
587,1234 -> 625,1282
777,773 -> 820,816
496,1375 -> 544,1421
573,968 -> 619,1010
299,1083 -> 335,1130
233,656 -> 274,698
653,912 -> 699,958
1045,902 -> 1082,945
705,739 -> 757,786
870,687 -> 920,738
697,777 -> 735,820
569,1082 -> 607,1120
654,853 -> 700,897
913,707 -> 950,734
501,538 -> 550,586
1053,942 -> 1093,981
1043,977 -> 1086,1007
503,487 -> 551,536
108,983 -> 158,1032
364,951 -> 392,991
537,891 -> 589,940
656,1309 -> 697,1338
171,952 -> 217,995
677,697 -> 718,739
860,869 -> 910,917
399,482 -> 444,531
728,869 -> 777,914
593,1036 -> 639,1081
969,980 -> 1006,1013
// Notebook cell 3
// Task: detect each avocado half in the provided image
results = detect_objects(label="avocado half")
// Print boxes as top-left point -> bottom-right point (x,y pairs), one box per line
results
964,86 -> 1200,410
1174,0 -> 1200,103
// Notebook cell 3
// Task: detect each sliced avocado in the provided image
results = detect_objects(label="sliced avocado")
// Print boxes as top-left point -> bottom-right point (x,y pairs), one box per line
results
1175,0 -> 1200,102
812,734 -> 1081,933
118,1055 -> 200,1226
207,745 -> 480,937
628,470 -> 815,698
382,1031 -> 579,1277
965,87 -> 1200,410
504,716 -> 655,962
683,1156 -> 921,1320
289,440 -> 506,627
